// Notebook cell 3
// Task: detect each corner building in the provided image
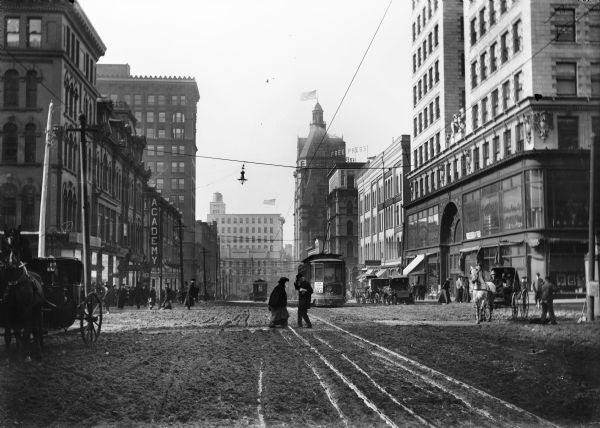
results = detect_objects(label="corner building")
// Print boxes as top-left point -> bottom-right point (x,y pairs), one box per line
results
404,0 -> 600,295
96,65 -> 200,283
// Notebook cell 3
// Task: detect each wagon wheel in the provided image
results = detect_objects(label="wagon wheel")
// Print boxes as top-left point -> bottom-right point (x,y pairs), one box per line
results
80,293 -> 102,344
511,293 -> 519,320
519,291 -> 529,319
482,301 -> 492,322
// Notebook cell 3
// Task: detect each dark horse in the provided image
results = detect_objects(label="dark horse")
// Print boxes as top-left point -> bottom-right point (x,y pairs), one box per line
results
0,226 -> 46,361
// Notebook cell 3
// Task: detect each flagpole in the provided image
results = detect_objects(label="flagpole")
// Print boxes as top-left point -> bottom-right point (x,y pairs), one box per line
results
38,100 -> 54,258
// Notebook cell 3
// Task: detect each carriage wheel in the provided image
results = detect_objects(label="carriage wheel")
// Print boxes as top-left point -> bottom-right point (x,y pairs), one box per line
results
80,293 -> 102,344
511,293 -> 519,319
519,292 -> 529,319
482,302 -> 492,322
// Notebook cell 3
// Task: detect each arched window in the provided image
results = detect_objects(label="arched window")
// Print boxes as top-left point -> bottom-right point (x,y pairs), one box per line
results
4,70 -> 19,107
26,70 -> 37,108
24,123 -> 36,163
102,154 -> 108,189
2,123 -> 18,162
22,185 -> 36,230
0,184 -> 18,227
346,220 -> 353,235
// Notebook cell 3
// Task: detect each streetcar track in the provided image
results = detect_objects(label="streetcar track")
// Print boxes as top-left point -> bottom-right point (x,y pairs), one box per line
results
312,313 -> 559,427
287,326 -> 399,427
256,359 -> 266,428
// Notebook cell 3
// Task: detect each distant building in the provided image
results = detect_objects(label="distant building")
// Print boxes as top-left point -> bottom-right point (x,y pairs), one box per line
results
207,193 -> 288,299
326,162 -> 365,297
95,64 -> 201,284
405,0 -> 600,294
194,220 -> 219,300
356,136 -> 411,286
294,103 -> 347,260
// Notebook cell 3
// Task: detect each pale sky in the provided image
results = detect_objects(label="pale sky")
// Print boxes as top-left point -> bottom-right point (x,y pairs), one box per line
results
79,0 -> 413,245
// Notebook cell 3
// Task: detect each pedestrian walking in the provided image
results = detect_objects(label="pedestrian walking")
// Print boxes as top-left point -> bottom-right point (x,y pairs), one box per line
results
148,287 -> 156,310
533,272 -> 544,308
440,277 -> 451,304
540,276 -> 557,325
268,277 -> 289,328
294,273 -> 313,328
456,276 -> 464,303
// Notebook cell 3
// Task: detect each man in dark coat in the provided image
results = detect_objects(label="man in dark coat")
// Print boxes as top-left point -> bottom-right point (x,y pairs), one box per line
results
294,273 -> 313,328
540,276 -> 557,324
268,277 -> 289,328
440,277 -> 451,304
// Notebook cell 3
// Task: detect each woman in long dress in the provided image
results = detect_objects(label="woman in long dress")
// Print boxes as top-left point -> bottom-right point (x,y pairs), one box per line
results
268,277 -> 289,328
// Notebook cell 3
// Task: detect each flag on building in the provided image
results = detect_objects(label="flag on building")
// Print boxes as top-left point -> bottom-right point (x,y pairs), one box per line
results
263,198 -> 276,205
300,90 -> 317,101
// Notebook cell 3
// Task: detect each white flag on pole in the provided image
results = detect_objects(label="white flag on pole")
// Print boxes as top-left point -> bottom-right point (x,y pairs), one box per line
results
263,199 -> 276,206
300,90 -> 317,101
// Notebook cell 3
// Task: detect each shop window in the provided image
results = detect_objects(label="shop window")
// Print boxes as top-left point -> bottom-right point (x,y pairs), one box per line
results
548,170 -> 588,228
501,174 -> 523,231
557,116 -> 578,150
525,169 -> 544,229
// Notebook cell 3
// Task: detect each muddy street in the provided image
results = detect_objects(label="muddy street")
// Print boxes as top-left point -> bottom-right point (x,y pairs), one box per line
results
1,301 -> 599,427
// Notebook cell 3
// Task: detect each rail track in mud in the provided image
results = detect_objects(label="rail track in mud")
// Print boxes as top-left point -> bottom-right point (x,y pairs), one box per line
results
282,308 -> 556,428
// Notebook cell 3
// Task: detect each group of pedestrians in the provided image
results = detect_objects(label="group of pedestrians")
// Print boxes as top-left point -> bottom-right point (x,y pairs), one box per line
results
267,273 -> 313,329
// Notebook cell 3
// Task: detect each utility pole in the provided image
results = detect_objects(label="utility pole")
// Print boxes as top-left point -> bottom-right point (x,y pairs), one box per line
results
588,132 -> 597,321
78,114 -> 91,296
38,101 -> 54,257
177,218 -> 185,296
203,246 -> 208,300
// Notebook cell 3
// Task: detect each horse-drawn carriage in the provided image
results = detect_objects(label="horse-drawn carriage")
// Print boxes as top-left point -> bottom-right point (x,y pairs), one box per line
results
382,276 -> 415,305
358,278 -> 385,304
1,227 -> 102,360
469,265 -> 529,323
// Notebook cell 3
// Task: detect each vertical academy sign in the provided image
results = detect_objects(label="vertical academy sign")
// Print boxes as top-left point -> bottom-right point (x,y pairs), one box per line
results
150,198 -> 161,267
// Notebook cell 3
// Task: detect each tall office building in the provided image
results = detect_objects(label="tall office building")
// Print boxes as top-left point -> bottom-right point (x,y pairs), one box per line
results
96,65 -> 200,282
404,0 -> 600,295
207,193 -> 287,299
294,103 -> 347,260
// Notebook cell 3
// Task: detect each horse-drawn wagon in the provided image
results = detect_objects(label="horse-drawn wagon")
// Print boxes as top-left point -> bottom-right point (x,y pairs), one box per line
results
1,228 -> 102,360
382,277 -> 415,305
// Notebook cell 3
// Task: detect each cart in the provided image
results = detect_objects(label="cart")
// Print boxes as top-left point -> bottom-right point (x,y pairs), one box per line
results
26,257 -> 102,343
489,266 -> 528,319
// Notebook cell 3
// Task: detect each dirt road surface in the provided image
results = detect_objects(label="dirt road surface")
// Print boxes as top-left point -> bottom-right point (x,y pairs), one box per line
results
1,301 -> 598,427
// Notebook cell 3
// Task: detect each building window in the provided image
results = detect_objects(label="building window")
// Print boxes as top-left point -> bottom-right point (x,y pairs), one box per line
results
480,52 -> 487,81
27,18 -> 41,48
493,135 -> 500,161
502,80 -> 511,111
515,123 -> 524,153
435,96 -> 440,119
470,18 -> 477,46
147,95 -> 155,105
557,116 -> 579,149
147,145 -> 155,156
481,96 -> 488,123
472,104 -> 479,129
525,169 -> 544,229
500,0 -> 507,15
6,18 -> 20,48
434,24 -> 438,46
0,184 -> 17,227
514,71 -> 523,102
434,60 -> 439,82
590,10 -> 600,42
553,8 -> 575,42
156,145 -> 164,156
489,0 -> 496,26
592,63 -> 600,96
473,146 -> 480,171
479,8 -> 486,36
491,89 -> 499,117
134,95 -> 142,105
483,141 -> 490,166
4,70 -> 19,107
501,31 -> 509,63
471,61 -> 478,88
556,62 -> 577,96
503,129 -> 512,156
490,42 -> 497,72
26,70 -> 38,108
24,123 -> 36,163
512,20 -> 522,53
2,123 -> 18,162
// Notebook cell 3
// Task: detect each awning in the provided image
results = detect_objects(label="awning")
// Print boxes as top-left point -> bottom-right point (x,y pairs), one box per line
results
403,254 -> 425,276
376,268 -> 388,278
356,269 -> 376,281
460,246 -> 480,253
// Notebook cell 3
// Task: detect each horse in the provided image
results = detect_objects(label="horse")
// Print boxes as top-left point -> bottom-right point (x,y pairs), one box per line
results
469,265 -> 496,324
1,226 -> 46,361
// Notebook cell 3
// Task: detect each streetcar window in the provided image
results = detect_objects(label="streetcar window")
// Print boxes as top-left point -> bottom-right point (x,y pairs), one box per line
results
314,264 -> 324,282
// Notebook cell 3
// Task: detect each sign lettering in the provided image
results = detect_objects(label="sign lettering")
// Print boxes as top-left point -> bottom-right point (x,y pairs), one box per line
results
149,198 -> 162,267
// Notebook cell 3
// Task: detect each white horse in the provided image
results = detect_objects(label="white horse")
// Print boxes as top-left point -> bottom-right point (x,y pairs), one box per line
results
469,266 -> 496,324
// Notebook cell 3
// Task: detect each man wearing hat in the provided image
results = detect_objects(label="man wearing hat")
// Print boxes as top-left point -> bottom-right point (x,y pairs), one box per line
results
441,277 -> 452,304
268,277 -> 289,328
294,273 -> 313,328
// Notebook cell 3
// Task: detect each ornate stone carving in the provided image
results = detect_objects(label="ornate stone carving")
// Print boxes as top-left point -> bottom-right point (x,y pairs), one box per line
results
533,112 -> 553,140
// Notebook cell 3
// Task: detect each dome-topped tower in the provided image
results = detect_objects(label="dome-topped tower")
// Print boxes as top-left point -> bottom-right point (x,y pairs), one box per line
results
311,102 -> 326,129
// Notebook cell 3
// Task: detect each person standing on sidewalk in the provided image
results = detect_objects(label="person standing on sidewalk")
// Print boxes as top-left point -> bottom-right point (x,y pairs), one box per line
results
540,276 -> 557,324
533,272 -> 544,308
294,273 -> 313,328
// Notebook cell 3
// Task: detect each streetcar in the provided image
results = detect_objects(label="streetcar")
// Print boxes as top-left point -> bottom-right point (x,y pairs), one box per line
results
251,279 -> 268,302
297,253 -> 346,307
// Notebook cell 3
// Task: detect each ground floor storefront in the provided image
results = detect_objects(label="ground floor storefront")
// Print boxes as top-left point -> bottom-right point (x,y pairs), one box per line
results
404,152 -> 597,296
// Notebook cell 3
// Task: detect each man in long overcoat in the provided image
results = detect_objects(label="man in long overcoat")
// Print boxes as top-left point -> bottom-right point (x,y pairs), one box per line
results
268,277 -> 289,328
294,273 -> 313,328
